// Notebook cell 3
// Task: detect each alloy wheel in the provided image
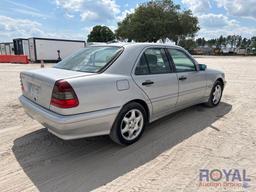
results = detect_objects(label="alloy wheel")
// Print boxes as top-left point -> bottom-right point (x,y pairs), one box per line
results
120,109 -> 144,141
212,84 -> 222,104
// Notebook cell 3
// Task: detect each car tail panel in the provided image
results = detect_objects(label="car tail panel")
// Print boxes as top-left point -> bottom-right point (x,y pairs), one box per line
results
20,68 -> 94,110
20,72 -> 54,109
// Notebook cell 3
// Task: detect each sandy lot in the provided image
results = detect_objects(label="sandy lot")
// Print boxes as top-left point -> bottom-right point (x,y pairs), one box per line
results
0,56 -> 256,192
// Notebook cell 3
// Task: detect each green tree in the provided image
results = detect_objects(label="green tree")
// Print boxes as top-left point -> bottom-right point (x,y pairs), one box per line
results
250,37 -> 256,48
207,39 -> 217,47
250,37 -> 256,54
179,38 -> 196,52
236,36 -> 242,47
196,38 -> 206,46
240,38 -> 248,49
87,25 -> 115,42
116,0 -> 199,43
217,35 -> 224,47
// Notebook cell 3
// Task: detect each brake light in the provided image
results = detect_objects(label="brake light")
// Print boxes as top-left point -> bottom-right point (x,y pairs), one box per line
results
50,80 -> 79,108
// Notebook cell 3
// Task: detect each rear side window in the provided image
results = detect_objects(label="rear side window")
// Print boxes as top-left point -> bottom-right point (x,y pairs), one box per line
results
135,48 -> 171,75
168,49 -> 195,72
135,54 -> 150,75
54,46 -> 123,73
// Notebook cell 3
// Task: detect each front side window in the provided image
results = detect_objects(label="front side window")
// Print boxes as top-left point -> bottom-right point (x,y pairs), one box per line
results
135,48 -> 171,75
168,49 -> 196,72
54,46 -> 123,73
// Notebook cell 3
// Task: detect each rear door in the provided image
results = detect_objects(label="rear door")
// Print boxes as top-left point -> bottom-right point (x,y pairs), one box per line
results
132,47 -> 178,119
167,48 -> 206,106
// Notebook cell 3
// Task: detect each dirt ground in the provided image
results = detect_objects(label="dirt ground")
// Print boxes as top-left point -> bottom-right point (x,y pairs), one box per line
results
0,56 -> 256,192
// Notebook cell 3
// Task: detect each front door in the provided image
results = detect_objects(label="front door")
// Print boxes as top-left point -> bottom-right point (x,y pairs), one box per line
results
132,47 -> 178,119
167,48 -> 206,106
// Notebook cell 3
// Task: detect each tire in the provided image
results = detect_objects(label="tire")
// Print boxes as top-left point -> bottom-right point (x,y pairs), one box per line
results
205,80 -> 223,107
110,102 -> 147,145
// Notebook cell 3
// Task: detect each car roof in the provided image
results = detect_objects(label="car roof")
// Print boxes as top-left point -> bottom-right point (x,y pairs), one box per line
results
89,42 -> 182,49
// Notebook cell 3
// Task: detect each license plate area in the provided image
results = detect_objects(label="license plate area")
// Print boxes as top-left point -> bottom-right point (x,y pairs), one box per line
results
30,83 -> 40,102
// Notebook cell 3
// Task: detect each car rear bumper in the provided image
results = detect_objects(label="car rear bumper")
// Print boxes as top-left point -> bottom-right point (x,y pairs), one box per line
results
19,96 -> 120,140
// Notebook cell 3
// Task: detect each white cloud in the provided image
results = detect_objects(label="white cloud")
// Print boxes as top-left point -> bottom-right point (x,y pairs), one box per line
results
196,13 -> 256,39
0,15 -> 44,40
182,0 -> 211,14
5,0 -> 49,19
116,8 -> 135,21
11,8 -> 49,19
6,0 -> 39,12
83,25 -> 98,38
81,11 -> 100,21
55,0 -> 120,22
181,1 -> 256,39
198,26 -> 256,39
215,0 -> 256,20
195,12 -> 256,39
66,13 -> 75,18
0,15 -> 84,42
198,13 -> 238,28
47,31 -> 85,40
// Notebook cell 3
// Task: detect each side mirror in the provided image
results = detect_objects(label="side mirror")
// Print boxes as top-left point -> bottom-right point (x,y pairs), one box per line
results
198,64 -> 207,71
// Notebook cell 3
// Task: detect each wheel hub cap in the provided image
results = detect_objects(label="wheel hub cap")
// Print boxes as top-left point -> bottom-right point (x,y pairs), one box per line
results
121,109 -> 144,141
212,85 -> 222,104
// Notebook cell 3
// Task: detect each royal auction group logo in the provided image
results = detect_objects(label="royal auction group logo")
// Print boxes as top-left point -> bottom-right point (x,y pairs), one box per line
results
199,169 -> 251,189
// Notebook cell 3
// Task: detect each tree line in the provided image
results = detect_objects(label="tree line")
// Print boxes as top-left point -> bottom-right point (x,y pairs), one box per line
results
196,36 -> 256,49
181,35 -> 256,54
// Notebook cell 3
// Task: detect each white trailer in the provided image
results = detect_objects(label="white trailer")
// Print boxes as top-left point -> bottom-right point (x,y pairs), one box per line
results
0,44 -> 5,55
28,38 -> 85,62
13,38 -> 30,57
0,42 -> 14,55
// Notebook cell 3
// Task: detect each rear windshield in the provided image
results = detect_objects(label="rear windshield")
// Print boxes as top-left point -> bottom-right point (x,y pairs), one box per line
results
54,46 -> 123,73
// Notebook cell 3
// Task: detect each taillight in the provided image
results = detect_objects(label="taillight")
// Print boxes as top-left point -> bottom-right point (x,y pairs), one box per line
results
50,80 -> 79,108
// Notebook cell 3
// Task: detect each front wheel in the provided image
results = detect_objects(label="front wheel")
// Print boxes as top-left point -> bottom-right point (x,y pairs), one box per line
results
110,102 -> 147,145
205,80 -> 223,107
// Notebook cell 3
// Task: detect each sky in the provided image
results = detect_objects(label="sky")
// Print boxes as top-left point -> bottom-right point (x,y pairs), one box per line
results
0,0 -> 255,42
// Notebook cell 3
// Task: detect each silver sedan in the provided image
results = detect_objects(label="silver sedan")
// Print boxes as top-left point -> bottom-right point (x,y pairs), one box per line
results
19,43 -> 226,145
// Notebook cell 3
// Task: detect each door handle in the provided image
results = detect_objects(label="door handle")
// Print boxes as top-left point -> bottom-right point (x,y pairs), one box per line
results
142,80 -> 154,86
179,76 -> 187,81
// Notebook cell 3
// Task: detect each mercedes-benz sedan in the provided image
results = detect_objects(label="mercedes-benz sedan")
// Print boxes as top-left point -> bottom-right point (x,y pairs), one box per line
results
19,43 -> 226,145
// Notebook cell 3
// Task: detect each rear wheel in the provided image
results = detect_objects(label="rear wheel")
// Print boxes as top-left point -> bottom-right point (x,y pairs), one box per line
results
110,102 -> 147,145
205,80 -> 223,107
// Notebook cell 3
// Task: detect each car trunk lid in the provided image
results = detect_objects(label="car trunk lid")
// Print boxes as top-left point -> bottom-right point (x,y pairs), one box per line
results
20,68 -> 95,109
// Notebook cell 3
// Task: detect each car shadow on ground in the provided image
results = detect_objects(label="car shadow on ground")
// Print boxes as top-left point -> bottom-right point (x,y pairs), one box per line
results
12,102 -> 232,192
